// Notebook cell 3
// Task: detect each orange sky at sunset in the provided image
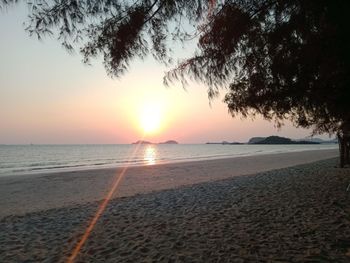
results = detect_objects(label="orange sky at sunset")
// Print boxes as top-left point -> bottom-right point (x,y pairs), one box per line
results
0,5 -> 327,144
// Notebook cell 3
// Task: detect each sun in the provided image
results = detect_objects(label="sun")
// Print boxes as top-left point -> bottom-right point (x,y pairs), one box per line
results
140,103 -> 162,134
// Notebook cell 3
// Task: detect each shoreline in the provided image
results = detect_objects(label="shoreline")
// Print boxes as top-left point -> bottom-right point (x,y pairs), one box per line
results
0,145 -> 338,177
0,149 -> 338,219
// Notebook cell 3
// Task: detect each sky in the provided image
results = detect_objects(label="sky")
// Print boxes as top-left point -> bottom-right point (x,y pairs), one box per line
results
0,4 -> 329,144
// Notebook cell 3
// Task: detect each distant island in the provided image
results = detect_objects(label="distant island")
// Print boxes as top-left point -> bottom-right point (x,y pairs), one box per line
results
132,140 -> 153,144
132,136 -> 336,145
206,136 -> 337,145
206,141 -> 243,145
249,136 -> 320,144
247,137 -> 266,144
158,140 -> 178,144
132,140 -> 178,144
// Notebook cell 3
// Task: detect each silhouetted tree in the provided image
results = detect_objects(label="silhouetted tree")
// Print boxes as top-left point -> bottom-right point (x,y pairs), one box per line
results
182,0 -> 350,167
2,0 -> 349,166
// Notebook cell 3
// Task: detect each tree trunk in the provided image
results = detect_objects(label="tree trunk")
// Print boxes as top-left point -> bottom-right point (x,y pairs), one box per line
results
345,137 -> 350,166
338,132 -> 345,168
339,121 -> 350,167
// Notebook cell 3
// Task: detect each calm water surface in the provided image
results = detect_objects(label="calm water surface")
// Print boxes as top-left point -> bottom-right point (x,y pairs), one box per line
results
0,144 -> 338,176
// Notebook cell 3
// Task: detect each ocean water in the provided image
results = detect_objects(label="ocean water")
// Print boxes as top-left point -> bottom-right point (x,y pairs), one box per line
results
0,144 -> 338,176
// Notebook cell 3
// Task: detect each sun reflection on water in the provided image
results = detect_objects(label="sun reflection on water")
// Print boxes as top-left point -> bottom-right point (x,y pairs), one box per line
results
144,145 -> 156,165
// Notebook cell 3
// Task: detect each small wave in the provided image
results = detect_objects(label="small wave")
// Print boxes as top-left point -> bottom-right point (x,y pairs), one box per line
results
28,162 -> 64,167
0,164 -> 17,169
29,164 -> 89,171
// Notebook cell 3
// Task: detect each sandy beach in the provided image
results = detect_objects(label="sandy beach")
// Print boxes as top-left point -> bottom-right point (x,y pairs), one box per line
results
0,149 -> 338,218
1,149 -> 350,262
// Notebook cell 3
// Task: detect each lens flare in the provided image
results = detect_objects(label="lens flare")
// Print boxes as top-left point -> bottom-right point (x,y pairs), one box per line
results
66,142 -> 143,263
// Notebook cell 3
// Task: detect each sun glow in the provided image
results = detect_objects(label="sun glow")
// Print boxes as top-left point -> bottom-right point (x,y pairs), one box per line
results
139,103 -> 162,134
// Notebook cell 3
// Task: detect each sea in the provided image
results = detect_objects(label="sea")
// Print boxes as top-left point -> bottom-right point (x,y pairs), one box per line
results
0,144 -> 338,176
